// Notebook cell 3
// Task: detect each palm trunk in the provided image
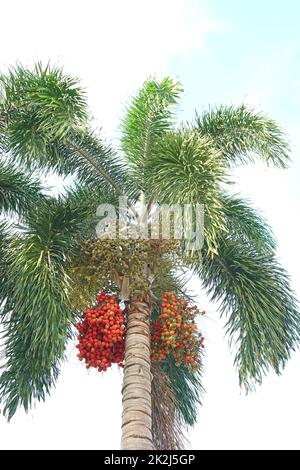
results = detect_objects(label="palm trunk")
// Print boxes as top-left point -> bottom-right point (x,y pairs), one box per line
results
121,290 -> 154,450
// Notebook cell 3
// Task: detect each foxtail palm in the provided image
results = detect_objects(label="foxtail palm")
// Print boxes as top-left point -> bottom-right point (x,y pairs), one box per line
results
0,64 -> 299,449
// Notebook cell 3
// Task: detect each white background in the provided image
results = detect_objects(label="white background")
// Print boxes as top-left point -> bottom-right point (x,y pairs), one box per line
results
0,0 -> 299,450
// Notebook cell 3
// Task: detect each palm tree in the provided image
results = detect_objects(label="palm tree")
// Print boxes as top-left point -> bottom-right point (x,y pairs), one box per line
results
0,64 -> 299,450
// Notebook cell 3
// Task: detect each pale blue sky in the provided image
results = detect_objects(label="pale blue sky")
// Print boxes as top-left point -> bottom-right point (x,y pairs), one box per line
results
168,0 -> 300,179
171,0 -> 299,119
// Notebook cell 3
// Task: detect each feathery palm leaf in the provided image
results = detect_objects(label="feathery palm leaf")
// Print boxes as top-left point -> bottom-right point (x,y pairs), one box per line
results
121,77 -> 182,191
151,272 -> 205,431
146,129 -> 227,254
0,160 -> 42,215
221,192 -> 277,253
146,129 -> 226,204
196,105 -> 290,168
195,237 -> 300,390
0,65 -> 298,449
151,363 -> 187,450
0,63 -> 88,161
0,222 -> 10,304
162,355 -> 204,427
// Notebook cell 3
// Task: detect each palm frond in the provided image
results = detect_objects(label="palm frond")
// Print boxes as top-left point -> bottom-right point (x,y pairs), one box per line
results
0,160 -> 42,215
0,222 -> 10,305
221,192 -> 277,253
151,272 -> 205,430
0,63 -> 88,160
1,65 -> 134,203
0,110 -> 7,153
121,77 -> 182,191
65,130 -> 138,202
151,363 -> 187,450
196,105 -> 290,168
196,238 -> 300,390
68,182 -> 119,214
146,129 -> 227,254
162,355 -> 204,427
0,193 -> 96,420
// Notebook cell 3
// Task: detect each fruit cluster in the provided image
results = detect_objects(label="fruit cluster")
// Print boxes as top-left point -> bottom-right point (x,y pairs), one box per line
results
151,292 -> 205,370
76,292 -> 125,371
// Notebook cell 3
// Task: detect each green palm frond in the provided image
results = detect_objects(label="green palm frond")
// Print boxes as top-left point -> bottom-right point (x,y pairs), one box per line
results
0,222 -> 10,304
146,129 -> 227,254
196,238 -> 300,390
151,363 -> 187,450
196,105 -> 290,168
0,63 -> 88,160
0,193 -> 97,420
0,160 -> 42,215
121,77 -> 182,191
146,129 -> 226,204
64,130 -> 138,201
0,64 -> 140,206
221,192 -> 277,253
162,356 -> 204,427
151,272 -> 205,429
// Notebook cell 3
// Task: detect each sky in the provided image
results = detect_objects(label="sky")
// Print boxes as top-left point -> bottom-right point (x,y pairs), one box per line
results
0,0 -> 300,450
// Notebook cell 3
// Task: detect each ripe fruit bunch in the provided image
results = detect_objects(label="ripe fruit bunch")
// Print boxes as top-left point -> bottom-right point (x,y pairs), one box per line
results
151,291 -> 205,370
76,292 -> 125,371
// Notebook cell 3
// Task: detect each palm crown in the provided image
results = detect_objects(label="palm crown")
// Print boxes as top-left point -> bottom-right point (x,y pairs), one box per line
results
0,64 -> 298,449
